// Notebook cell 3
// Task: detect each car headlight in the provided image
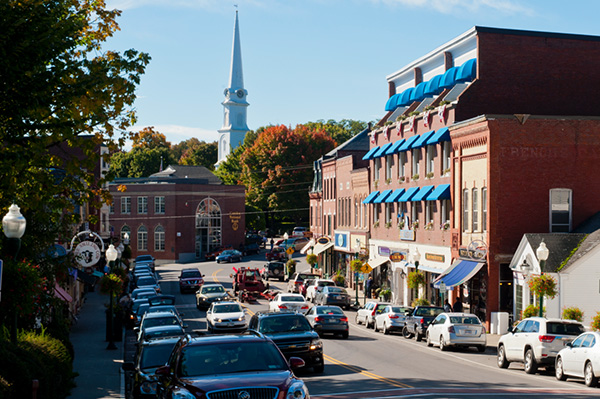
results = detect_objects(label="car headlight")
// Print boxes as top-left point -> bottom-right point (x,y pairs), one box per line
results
287,380 -> 309,399
237,316 -> 245,321
310,338 -> 322,350
215,318 -> 222,323
172,389 -> 196,399
139,381 -> 157,395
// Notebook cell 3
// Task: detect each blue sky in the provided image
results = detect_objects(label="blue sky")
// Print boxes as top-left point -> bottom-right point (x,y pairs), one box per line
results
104,0 -> 600,147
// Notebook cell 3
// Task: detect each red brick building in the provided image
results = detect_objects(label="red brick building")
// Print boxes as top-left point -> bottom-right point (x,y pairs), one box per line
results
109,165 -> 245,262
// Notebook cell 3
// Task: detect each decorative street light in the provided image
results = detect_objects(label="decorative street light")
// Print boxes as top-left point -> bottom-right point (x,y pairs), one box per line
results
2,204 -> 26,343
105,244 -> 118,350
536,241 -> 550,317
412,248 -> 421,271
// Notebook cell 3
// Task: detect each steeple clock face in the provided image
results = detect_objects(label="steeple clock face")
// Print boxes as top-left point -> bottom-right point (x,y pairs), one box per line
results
224,88 -> 229,97
236,89 -> 244,98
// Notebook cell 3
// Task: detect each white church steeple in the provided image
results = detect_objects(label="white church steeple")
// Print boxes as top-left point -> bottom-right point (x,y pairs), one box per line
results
217,10 -> 249,165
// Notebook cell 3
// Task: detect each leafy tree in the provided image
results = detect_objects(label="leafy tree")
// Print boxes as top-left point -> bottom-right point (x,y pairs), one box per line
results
304,119 -> 370,145
0,0 -> 149,328
110,146 -> 173,178
179,140 -> 218,170
131,126 -> 170,149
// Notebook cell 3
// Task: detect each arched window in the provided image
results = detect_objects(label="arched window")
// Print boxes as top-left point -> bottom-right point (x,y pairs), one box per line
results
196,198 -> 222,255
154,225 -> 165,251
137,225 -> 148,251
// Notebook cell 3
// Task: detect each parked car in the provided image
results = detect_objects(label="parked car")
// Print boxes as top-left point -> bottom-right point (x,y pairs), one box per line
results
135,275 -> 161,293
136,311 -> 185,342
130,287 -> 157,300
134,255 -> 156,271
123,335 -> 181,399
266,246 -> 287,262
497,317 -> 585,374
355,301 -> 392,329
299,279 -> 315,297
204,246 -> 232,261
281,237 -> 310,252
137,325 -> 185,343
248,311 -> 324,373
374,305 -> 413,335
262,261 -> 286,281
403,305 -> 445,341
304,305 -> 349,339
291,227 -> 308,237
155,333 -> 310,398
313,286 -> 351,309
206,301 -> 248,333
426,312 -> 487,352
269,293 -> 310,313
555,331 -> 600,386
287,272 -> 322,293
195,283 -> 229,310
178,267 -> 205,294
216,249 -> 243,263
306,279 -> 336,302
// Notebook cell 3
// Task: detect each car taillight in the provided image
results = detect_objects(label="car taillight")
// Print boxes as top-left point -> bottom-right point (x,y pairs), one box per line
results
419,318 -> 425,325
278,305 -> 287,309
301,305 -> 308,309
314,316 -> 323,322
371,309 -> 377,316
539,335 -> 555,343
448,326 -> 455,333
340,316 -> 348,322
388,314 -> 399,319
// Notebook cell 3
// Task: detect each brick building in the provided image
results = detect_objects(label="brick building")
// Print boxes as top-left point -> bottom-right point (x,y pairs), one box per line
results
109,165 -> 245,263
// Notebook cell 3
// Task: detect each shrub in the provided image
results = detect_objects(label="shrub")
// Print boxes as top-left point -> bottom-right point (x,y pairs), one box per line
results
562,306 -> 584,322
407,271 -> 426,289
522,304 -> 545,318
592,312 -> 600,331
333,271 -> 345,287
286,259 -> 297,275
306,254 -> 318,268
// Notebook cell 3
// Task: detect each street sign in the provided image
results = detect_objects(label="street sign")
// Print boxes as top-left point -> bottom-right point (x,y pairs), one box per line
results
286,247 -> 295,255
362,263 -> 373,273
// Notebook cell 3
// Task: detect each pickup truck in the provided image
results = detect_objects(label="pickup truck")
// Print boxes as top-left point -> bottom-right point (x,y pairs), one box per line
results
402,305 -> 444,341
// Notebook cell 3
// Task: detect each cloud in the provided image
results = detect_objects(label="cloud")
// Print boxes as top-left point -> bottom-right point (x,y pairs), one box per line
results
376,0 -> 535,15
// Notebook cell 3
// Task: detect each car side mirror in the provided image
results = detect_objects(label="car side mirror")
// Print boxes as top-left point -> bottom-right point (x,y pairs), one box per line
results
566,341 -> 573,347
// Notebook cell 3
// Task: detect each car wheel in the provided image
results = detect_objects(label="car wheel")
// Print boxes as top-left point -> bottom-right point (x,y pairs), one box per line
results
366,319 -> 373,329
341,331 -> 349,339
402,326 -> 413,339
373,322 -> 379,332
585,361 -> 598,387
313,362 -> 325,373
477,345 -> 486,353
555,356 -> 567,381
355,314 -> 361,325
426,332 -> 432,347
415,329 -> 422,342
497,344 -> 509,368
279,276 -> 284,282
383,324 -> 390,335
439,336 -> 447,351
524,348 -> 538,374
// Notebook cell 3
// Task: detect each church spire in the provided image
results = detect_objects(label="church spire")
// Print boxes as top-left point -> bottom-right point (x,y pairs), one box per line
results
228,10 -> 244,90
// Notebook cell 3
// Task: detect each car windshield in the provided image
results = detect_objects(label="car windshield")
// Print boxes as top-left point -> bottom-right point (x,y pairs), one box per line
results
316,307 -> 344,315
140,342 -> 178,369
415,307 -> 444,317
280,296 -> 305,302
181,270 -> 201,278
258,316 -> 311,333
547,322 -> 585,335
202,286 -> 225,294
137,277 -> 157,285
221,250 -> 235,255
148,305 -> 177,314
326,287 -> 345,293
143,327 -> 184,340
179,341 -> 288,377
136,255 -> 153,262
142,316 -> 179,329
298,274 -> 318,281
213,304 -> 242,313
449,316 -> 481,324
390,306 -> 411,313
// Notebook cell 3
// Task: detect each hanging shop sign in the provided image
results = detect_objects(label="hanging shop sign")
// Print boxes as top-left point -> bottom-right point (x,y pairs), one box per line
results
74,241 -> 101,267
317,237 -> 330,245
389,252 -> 405,262
458,239 -> 488,261
425,253 -> 445,263
334,231 -> 350,251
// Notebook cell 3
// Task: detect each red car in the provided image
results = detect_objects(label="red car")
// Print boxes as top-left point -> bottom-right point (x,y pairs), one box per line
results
266,246 -> 287,261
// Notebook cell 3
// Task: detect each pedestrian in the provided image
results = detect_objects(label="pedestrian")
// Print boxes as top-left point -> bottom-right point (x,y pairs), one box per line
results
365,276 -> 373,299
269,238 -> 274,251
444,299 -> 452,312
453,298 -> 463,313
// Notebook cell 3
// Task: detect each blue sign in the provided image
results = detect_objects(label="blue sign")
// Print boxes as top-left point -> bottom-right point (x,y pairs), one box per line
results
334,232 -> 349,250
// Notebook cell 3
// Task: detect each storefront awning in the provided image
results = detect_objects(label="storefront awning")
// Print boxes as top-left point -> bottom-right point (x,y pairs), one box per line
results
373,142 -> 393,158
398,134 -> 420,152
397,87 -> 415,107
456,58 -> 477,83
440,66 -> 459,89
427,184 -> 451,201
373,189 -> 393,203
54,283 -> 73,303
411,185 -> 435,201
398,186 -> 420,202
368,257 -> 390,270
385,188 -> 405,203
426,127 -> 450,145
385,93 -> 401,111
385,139 -> 405,155
363,190 -> 380,204
411,130 -> 436,149
362,146 -> 380,161
424,74 -> 443,96
433,259 -> 485,289
409,82 -> 427,102
312,242 -> 333,256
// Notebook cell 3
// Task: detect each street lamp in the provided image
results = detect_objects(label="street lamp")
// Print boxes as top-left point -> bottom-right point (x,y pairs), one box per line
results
105,244 -> 118,350
354,239 -> 361,307
412,248 -> 421,271
2,204 -> 26,344
536,241 -> 550,317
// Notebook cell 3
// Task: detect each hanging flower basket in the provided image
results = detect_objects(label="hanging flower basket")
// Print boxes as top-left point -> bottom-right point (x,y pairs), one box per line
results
100,274 -> 123,295
407,271 -> 426,289
350,259 -> 363,273
527,274 -> 558,299
306,254 -> 318,268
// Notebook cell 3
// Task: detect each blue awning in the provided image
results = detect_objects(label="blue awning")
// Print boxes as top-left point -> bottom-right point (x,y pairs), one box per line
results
398,88 -> 415,106
386,188 -> 405,203
385,93 -> 401,111
373,189 -> 393,203
385,139 -> 405,155
411,130 -> 436,149
363,191 -> 380,204
440,66 -> 459,89
433,259 -> 486,289
409,82 -> 427,102
456,58 -> 477,83
424,74 -> 443,96
411,185 -> 434,201
427,184 -> 451,201
362,146 -> 380,161
373,142 -> 393,158
398,186 -> 420,202
399,135 -> 420,152
426,127 -> 450,145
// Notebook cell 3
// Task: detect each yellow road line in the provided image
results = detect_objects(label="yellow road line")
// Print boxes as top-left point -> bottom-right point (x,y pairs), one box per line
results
323,354 -> 412,388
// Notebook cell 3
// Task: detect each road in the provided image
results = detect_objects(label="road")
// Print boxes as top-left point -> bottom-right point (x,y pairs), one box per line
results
153,254 -> 599,398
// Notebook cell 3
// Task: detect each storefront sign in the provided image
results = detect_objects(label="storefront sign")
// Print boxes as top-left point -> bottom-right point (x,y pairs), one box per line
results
389,252 -> 405,262
378,246 -> 390,256
334,231 -> 349,251
425,253 -> 445,263
229,212 -> 241,231
317,237 -> 330,245
74,241 -> 101,267
399,229 -> 415,241
459,240 -> 488,261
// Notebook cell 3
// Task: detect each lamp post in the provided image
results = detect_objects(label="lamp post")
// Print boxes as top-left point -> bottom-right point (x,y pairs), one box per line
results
412,248 -> 421,271
105,244 -> 118,350
2,204 -> 26,344
536,241 -> 550,318
354,239 -> 360,307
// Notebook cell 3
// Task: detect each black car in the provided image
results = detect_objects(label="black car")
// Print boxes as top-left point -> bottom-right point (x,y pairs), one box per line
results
155,333 -> 309,399
135,255 -> 156,271
314,286 -> 351,309
262,261 -> 285,281
248,311 -> 324,373
305,305 -> 349,339
123,335 -> 180,399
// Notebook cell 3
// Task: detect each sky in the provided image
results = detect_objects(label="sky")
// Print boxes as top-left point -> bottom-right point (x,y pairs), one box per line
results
104,0 -> 600,147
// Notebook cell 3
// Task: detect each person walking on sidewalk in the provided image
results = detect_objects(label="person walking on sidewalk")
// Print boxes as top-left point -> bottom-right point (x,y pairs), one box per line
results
365,276 -> 373,299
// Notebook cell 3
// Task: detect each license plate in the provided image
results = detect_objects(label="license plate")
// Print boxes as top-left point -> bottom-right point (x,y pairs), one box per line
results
327,319 -> 338,323
334,295 -> 340,299
465,329 -> 475,335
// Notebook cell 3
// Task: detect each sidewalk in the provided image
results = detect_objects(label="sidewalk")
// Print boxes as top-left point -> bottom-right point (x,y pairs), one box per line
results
68,286 -> 123,399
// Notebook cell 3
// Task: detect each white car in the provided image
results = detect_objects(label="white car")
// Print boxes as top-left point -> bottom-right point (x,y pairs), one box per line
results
497,317 -> 585,374
306,279 -> 336,302
555,331 -> 600,387
374,305 -> 412,335
269,293 -> 310,313
426,312 -> 487,352
206,301 -> 248,333
292,227 -> 308,237
355,301 -> 391,329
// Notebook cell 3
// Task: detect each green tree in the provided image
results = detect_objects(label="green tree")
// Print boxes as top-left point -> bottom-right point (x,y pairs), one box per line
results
131,126 -> 170,149
304,119 -> 370,145
179,140 -> 218,170
110,146 -> 173,178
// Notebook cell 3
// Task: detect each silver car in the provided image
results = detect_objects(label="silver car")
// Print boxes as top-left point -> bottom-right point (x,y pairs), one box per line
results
374,305 -> 413,335
355,301 -> 391,329
426,312 -> 487,352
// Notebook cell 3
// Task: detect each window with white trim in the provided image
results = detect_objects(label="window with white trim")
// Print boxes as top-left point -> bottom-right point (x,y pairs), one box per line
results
472,188 -> 479,231
441,200 -> 451,229
385,155 -> 394,181
385,203 -> 393,224
482,188 -> 488,232
154,226 -> 165,251
425,201 -> 433,229
121,197 -> 131,214
138,196 -> 148,214
398,152 -> 407,180
155,196 -> 165,214
442,141 -> 451,175
137,225 -> 148,251
426,145 -> 435,176
411,202 -> 420,228
411,149 -> 420,177
550,188 -> 572,232
374,204 -> 380,225
374,158 -> 381,181
462,189 -> 469,232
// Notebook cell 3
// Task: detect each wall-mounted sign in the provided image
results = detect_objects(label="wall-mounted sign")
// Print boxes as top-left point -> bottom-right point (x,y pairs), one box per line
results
378,246 -> 390,257
229,212 -> 241,231
317,237 -> 330,245
425,253 -> 445,263
74,241 -> 101,267
334,232 -> 349,251
458,239 -> 488,261
399,230 -> 415,241
389,252 -> 405,262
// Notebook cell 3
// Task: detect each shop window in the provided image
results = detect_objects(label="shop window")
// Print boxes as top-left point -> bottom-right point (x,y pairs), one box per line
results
472,188 -> 479,232
550,188 -> 571,232
462,189 -> 469,232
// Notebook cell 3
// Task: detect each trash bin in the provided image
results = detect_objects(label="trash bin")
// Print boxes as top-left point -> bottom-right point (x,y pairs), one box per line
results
490,312 -> 509,334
